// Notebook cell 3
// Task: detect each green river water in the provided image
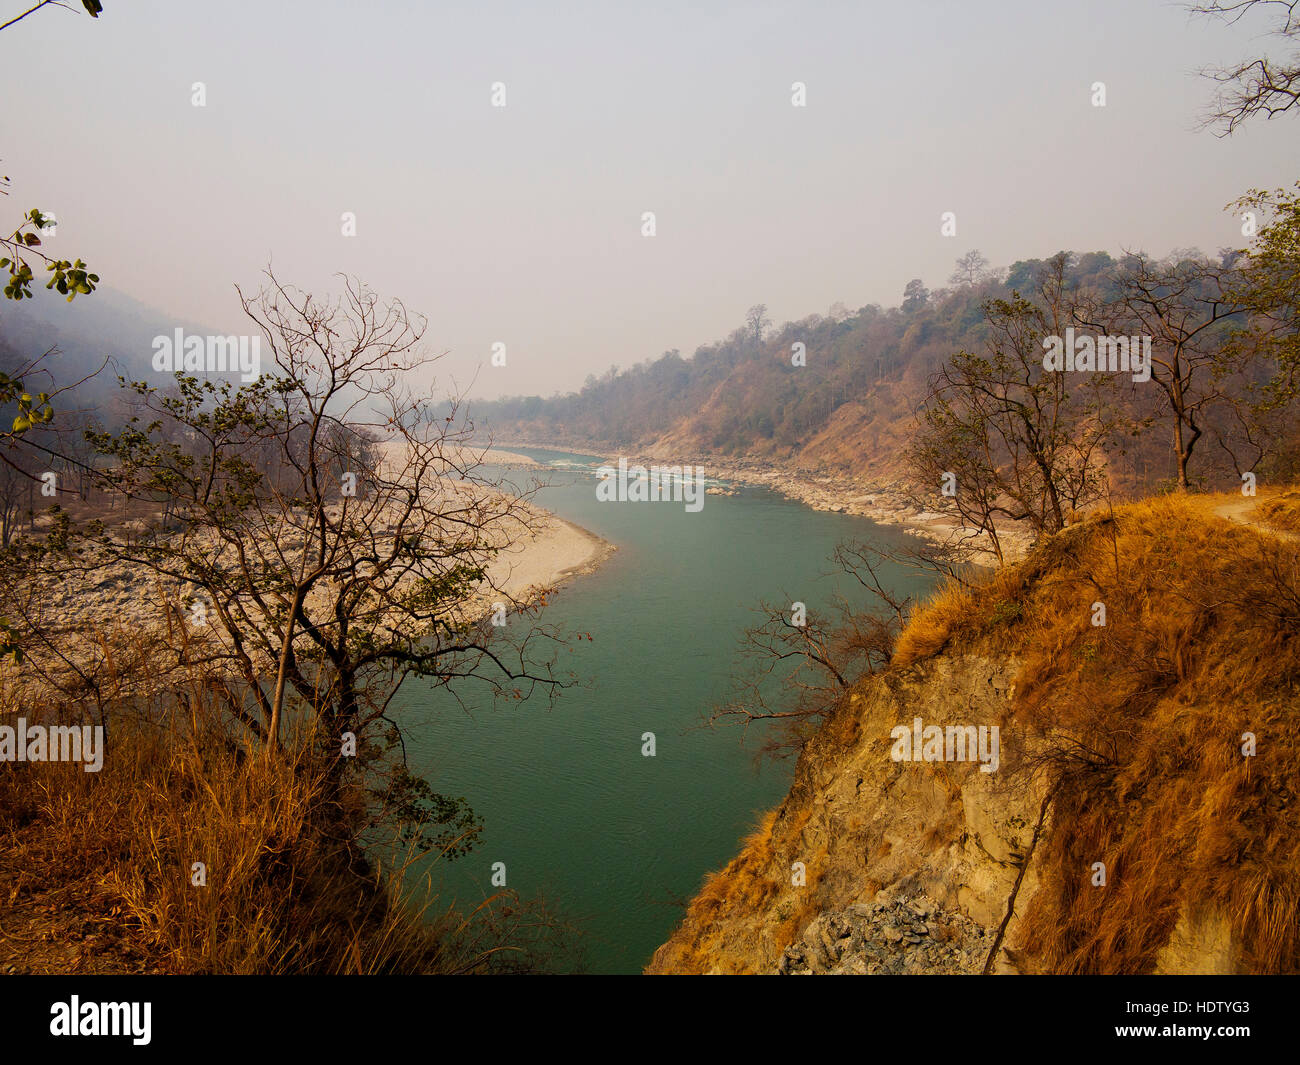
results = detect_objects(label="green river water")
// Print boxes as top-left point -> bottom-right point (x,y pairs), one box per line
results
393,446 -> 934,973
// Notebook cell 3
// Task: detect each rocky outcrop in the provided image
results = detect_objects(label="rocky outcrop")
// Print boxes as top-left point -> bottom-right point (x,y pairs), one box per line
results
779,893 -> 995,975
649,648 -> 1256,975
650,500 -> 1297,975
647,653 -> 1050,974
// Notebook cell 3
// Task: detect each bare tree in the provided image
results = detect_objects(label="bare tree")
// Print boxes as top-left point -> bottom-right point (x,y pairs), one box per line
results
745,303 -> 772,345
910,255 -> 1115,562
0,444 -> 30,546
707,539 -> 966,759
1079,254 -> 1243,491
55,270 -> 566,768
1191,1 -> 1300,133
949,249 -> 992,288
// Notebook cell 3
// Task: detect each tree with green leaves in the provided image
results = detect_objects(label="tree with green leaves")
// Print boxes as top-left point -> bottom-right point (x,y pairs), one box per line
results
1231,182 -> 1300,399
1,204 -> 98,303
1,0 -> 105,305
1,1 -> 106,439
0,182 -> 95,440
43,272 -> 567,773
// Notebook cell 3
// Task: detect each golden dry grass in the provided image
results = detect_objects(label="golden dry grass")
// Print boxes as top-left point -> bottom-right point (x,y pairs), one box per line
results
647,801 -> 839,974
0,694 -> 560,974
654,491 -> 1300,975
1255,489 -> 1300,533
894,493 -> 1300,973
647,810 -> 781,974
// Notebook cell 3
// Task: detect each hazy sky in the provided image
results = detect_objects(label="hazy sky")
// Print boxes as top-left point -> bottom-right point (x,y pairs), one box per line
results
5,0 -> 1298,398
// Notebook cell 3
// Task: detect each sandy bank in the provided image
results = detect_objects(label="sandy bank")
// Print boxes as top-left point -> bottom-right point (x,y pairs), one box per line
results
19,445 -> 615,669
370,439 -> 612,606
474,511 -> 615,610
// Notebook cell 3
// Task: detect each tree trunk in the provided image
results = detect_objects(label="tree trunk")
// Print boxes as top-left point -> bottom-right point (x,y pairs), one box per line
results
267,586 -> 308,757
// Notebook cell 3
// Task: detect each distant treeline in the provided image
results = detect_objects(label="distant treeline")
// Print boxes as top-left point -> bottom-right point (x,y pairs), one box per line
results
471,248 -> 1293,495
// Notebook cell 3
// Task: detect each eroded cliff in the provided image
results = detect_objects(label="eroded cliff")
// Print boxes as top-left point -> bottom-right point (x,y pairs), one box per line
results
649,497 -> 1300,975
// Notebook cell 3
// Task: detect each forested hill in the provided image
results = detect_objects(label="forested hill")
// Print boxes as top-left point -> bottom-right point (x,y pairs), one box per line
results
469,249 -> 1255,492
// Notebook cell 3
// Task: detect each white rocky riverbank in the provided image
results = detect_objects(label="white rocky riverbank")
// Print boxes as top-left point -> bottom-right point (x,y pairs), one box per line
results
497,442 -> 1032,565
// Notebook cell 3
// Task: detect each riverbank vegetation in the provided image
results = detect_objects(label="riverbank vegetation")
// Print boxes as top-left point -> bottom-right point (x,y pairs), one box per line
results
0,271 -> 577,974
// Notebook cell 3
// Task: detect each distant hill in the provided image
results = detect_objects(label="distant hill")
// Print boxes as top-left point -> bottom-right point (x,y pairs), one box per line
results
0,284 -> 221,411
470,251 -> 1260,495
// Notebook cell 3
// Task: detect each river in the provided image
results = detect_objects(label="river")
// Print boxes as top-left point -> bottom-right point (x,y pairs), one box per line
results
394,446 -> 934,973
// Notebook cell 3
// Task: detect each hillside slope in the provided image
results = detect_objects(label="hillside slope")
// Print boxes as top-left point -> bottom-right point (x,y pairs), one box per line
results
648,495 -> 1300,974
474,250 -> 1273,499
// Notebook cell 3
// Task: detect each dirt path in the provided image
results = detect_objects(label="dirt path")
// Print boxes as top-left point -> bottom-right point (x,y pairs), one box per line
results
1212,498 -> 1300,542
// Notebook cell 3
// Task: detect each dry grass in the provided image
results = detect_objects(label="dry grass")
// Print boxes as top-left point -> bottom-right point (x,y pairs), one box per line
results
0,695 -> 562,975
891,493 -> 1300,973
1255,489 -> 1300,533
648,801 -> 839,974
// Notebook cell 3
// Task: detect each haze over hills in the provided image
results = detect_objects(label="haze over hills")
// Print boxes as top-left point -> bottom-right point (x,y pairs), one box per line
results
2,0 -> 1299,998
471,248 -> 1283,498
0,283 -> 220,410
